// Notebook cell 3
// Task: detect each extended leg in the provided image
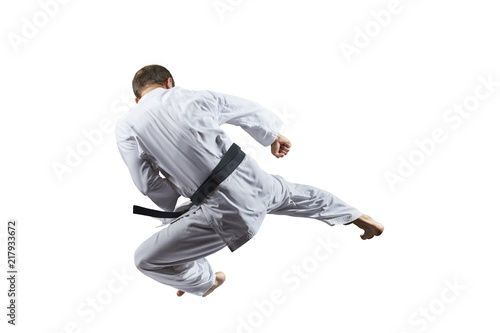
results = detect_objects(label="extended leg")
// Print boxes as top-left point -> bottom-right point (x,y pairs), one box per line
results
268,175 -> 363,224
268,175 -> 383,239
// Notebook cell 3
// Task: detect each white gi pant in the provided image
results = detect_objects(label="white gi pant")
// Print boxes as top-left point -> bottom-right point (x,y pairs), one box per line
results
134,155 -> 362,296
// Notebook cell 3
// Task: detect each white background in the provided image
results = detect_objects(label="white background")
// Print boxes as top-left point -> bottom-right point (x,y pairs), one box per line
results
1,0 -> 499,332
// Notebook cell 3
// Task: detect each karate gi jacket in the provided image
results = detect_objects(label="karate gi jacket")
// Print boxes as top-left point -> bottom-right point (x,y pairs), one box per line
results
116,87 -> 283,250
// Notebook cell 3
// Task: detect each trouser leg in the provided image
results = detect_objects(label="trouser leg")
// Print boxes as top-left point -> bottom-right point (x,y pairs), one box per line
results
134,206 -> 226,296
268,175 -> 363,225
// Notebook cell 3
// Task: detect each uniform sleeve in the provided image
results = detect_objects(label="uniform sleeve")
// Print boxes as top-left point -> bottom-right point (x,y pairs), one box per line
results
209,91 -> 284,146
116,124 -> 180,211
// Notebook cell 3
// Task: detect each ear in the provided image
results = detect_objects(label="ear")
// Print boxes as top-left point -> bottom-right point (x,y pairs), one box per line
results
135,97 -> 140,104
165,77 -> 174,89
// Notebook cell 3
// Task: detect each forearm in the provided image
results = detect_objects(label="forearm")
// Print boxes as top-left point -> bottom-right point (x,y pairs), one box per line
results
213,92 -> 284,146
117,134 -> 180,211
141,178 -> 180,211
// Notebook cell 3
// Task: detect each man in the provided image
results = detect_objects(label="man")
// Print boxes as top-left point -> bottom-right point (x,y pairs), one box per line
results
116,65 -> 384,297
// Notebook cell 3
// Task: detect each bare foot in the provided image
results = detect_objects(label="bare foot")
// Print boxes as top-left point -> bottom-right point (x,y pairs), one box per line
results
176,272 -> 226,297
202,271 -> 226,297
348,215 -> 384,240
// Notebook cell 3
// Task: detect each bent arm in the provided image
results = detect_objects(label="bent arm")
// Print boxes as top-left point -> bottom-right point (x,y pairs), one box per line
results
211,91 -> 284,146
117,134 -> 180,211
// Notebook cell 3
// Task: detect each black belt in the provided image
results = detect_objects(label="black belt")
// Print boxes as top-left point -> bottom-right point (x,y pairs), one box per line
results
133,143 -> 245,219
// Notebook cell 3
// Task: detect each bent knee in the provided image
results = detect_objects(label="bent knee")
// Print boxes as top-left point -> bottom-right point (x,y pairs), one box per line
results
134,247 -> 154,271
134,246 -> 177,271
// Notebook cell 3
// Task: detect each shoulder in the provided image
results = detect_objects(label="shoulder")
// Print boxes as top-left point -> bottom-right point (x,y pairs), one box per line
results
173,86 -> 217,99
115,103 -> 140,140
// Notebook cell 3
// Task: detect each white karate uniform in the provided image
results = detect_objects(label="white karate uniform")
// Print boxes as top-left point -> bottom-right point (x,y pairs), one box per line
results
116,87 -> 362,296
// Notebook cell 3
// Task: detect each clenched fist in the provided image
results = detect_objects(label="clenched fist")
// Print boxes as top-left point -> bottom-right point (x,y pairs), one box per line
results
271,134 -> 291,158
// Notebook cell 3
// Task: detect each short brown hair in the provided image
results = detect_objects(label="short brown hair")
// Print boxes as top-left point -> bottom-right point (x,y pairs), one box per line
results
132,65 -> 175,98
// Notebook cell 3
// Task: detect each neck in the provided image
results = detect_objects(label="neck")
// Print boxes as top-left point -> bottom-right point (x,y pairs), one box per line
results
141,84 -> 164,98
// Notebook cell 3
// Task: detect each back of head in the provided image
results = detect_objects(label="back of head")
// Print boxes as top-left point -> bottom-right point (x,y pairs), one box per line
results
132,65 -> 175,99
